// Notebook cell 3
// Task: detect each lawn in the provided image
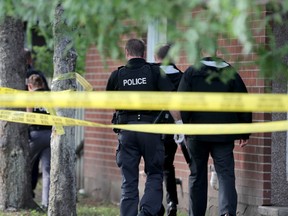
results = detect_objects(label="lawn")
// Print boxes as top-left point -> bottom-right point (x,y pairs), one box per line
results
0,178 -> 187,215
0,195 -> 188,215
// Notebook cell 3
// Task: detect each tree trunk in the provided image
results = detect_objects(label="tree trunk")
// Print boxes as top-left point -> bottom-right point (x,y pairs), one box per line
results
0,17 -> 34,210
48,5 -> 77,216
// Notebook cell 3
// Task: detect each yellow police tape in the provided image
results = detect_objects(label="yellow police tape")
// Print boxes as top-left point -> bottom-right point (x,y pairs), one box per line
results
52,72 -> 93,91
0,90 -> 288,112
0,72 -> 91,135
0,87 -> 25,93
0,109 -> 287,135
46,108 -> 65,135
1,85 -> 288,134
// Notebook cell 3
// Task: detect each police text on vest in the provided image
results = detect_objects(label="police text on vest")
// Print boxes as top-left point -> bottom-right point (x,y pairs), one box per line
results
123,78 -> 147,86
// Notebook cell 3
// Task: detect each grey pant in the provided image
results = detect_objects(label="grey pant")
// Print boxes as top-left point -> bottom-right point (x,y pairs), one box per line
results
29,129 -> 51,207
187,137 -> 237,216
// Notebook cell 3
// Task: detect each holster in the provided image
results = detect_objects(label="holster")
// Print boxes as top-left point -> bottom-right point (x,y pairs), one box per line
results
153,111 -> 174,124
154,111 -> 173,140
111,112 -> 130,133
111,111 -> 121,133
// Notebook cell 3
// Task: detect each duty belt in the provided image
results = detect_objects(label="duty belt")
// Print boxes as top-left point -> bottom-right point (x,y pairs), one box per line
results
126,114 -> 155,123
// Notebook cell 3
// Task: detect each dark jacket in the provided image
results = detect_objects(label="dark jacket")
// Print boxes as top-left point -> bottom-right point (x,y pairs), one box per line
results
157,63 -> 183,123
29,88 -> 52,132
159,63 -> 182,90
178,57 -> 252,142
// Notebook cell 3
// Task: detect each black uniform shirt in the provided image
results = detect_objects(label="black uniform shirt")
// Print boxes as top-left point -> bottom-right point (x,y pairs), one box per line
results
159,63 -> 182,90
157,63 -> 183,123
29,88 -> 52,131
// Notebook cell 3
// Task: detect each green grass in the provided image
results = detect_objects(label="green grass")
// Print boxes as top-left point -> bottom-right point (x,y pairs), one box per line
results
0,203 -> 119,216
77,204 -> 187,216
0,186 -> 187,216
77,204 -> 120,216
0,202 -> 187,216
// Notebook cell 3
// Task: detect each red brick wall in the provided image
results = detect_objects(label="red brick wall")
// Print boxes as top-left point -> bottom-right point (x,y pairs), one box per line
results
83,10 -> 272,214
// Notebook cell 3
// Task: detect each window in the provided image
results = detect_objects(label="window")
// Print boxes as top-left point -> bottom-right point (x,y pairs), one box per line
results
146,20 -> 167,63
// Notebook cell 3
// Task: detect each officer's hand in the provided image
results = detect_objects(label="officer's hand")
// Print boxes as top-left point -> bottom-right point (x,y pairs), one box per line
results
174,134 -> 185,144
174,120 -> 185,144
236,139 -> 248,148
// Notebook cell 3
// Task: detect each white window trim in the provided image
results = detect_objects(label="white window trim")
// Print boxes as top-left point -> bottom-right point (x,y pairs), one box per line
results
146,19 -> 167,63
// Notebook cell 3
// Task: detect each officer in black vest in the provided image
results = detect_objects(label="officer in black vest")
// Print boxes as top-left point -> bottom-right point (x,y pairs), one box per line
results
106,39 -> 183,216
155,44 -> 183,216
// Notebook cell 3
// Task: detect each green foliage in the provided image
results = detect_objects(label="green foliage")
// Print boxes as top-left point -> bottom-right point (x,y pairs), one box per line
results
73,31 -> 89,74
0,0 -> 288,79
256,44 -> 288,80
32,46 -> 53,77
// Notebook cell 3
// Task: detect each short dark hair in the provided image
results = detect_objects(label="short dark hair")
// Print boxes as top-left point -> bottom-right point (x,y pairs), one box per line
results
125,39 -> 145,57
156,44 -> 172,60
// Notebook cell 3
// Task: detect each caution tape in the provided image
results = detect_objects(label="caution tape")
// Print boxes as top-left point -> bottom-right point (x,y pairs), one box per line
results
0,76 -> 288,135
0,90 -> 288,112
0,72 -> 92,135
52,72 -> 93,91
0,87 -> 25,93
0,109 -> 287,135
46,108 -> 65,135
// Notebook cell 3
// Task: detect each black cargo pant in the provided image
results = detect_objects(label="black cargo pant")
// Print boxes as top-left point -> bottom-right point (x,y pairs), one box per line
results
163,135 -> 178,205
187,136 -> 237,216
117,121 -> 164,216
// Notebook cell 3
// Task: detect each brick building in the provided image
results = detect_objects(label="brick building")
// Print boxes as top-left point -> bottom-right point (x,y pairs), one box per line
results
81,7 -> 288,216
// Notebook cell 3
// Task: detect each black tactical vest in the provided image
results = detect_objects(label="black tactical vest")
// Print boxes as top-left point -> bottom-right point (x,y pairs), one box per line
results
117,64 -> 156,91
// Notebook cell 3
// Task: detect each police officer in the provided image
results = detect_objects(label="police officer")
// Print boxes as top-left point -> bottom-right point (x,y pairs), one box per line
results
155,44 -> 182,216
24,49 -> 50,198
106,38 -> 183,216
178,54 -> 252,216
25,48 -> 50,90
27,74 -> 51,210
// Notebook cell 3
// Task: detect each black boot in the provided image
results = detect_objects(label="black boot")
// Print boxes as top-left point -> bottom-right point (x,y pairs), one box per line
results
138,205 -> 165,216
167,202 -> 177,216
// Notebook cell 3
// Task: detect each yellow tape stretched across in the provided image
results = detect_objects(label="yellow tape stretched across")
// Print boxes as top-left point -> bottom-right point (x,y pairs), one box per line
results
0,87 -> 25,93
0,109 -> 287,135
46,108 -> 65,135
52,72 -> 93,91
1,72 -> 92,135
0,90 -> 288,112
1,73 -> 92,135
